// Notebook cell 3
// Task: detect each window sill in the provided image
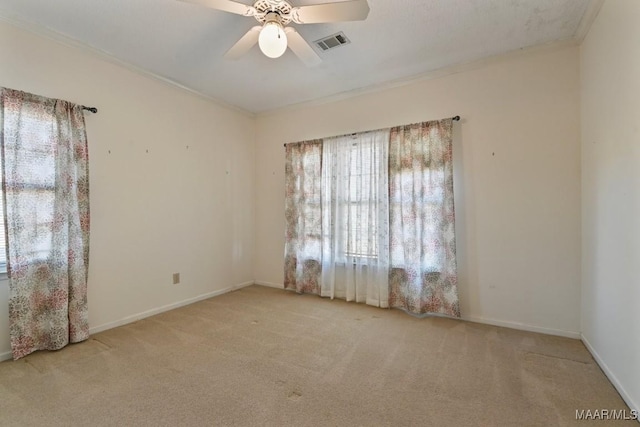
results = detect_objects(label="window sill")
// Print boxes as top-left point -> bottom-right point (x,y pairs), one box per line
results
334,261 -> 377,268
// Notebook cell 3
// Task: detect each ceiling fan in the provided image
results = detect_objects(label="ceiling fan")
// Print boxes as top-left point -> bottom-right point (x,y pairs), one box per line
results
179,0 -> 370,66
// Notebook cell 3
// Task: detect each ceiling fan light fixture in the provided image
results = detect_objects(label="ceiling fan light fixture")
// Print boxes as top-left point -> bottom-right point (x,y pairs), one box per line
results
258,15 -> 288,58
193,0 -> 370,65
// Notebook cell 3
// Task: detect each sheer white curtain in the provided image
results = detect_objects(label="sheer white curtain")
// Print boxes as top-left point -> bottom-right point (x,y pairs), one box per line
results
320,129 -> 390,307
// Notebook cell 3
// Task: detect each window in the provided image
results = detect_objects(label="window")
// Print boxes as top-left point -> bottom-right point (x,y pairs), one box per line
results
389,166 -> 446,273
285,119 -> 458,316
0,105 -> 60,274
322,131 -> 388,263
338,140 -> 380,259
284,140 -> 323,263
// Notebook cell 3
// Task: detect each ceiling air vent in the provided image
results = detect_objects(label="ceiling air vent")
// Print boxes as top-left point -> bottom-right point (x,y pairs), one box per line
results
314,32 -> 350,51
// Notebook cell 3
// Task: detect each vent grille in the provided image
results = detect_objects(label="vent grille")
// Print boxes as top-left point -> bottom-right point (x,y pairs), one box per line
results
314,32 -> 350,51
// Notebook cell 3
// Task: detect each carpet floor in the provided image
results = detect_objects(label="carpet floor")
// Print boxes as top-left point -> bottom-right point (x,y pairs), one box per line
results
0,285 -> 634,426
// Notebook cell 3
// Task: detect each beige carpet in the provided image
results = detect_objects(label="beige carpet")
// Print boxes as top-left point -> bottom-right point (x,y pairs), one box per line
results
0,285 -> 633,426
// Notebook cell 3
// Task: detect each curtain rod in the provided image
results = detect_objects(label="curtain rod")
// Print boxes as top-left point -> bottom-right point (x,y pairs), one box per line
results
283,116 -> 461,147
82,106 -> 98,113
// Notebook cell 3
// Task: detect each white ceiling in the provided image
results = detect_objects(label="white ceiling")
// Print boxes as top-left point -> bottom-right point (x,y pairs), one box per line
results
0,0 -> 593,113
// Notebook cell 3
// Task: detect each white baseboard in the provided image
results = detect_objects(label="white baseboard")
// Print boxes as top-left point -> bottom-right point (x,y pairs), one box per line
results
89,281 -> 254,335
254,281 -> 284,289
0,281 -> 255,362
232,281 -> 256,291
462,315 -> 581,339
252,282 -> 580,339
581,334 -> 639,415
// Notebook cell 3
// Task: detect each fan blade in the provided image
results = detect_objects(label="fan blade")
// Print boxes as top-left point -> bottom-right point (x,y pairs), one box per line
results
291,0 -> 369,24
284,27 -> 322,67
224,26 -> 261,59
178,0 -> 256,17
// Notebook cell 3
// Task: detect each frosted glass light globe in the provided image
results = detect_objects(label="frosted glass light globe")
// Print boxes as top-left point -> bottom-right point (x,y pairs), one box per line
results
258,21 -> 288,59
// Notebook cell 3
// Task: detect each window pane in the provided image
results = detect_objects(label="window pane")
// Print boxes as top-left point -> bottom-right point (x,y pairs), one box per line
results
334,138 -> 381,258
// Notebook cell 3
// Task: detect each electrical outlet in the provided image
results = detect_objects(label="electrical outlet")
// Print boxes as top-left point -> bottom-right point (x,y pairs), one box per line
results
172,273 -> 180,285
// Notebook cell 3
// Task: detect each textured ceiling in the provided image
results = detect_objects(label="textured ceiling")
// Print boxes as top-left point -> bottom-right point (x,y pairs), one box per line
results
0,0 -> 592,113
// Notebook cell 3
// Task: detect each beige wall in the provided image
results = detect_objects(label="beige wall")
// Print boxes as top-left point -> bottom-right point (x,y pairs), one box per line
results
255,46 -> 582,337
580,0 -> 640,412
0,18 -> 585,360
0,20 -> 256,358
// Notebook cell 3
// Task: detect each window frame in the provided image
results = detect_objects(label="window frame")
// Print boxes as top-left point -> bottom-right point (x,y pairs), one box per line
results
327,137 -> 383,261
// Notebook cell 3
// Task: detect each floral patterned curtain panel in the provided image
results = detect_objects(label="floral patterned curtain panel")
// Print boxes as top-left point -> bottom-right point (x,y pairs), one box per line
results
388,119 -> 459,316
0,88 -> 90,360
284,140 -> 323,294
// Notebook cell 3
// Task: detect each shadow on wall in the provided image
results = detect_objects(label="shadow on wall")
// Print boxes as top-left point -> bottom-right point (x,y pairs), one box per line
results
451,120 -> 477,318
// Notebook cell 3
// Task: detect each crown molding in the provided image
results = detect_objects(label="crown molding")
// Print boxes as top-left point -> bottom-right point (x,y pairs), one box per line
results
574,0 -> 605,43
257,39 -> 579,118
0,11 -> 255,119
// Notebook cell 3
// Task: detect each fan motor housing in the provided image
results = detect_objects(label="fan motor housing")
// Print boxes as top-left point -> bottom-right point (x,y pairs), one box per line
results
254,0 -> 293,24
